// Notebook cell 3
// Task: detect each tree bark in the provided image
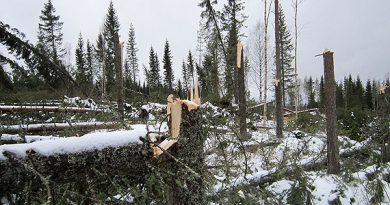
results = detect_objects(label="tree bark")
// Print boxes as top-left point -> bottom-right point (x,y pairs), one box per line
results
237,42 -> 248,138
168,104 -> 206,205
274,0 -> 284,138
114,33 -> 124,121
323,50 -> 340,174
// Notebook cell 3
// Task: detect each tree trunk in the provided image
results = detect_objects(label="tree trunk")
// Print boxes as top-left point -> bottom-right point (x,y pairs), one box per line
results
323,50 -> 340,174
114,33 -> 124,121
263,0 -> 270,121
274,0 -> 284,138
168,104 -> 206,205
237,42 -> 248,138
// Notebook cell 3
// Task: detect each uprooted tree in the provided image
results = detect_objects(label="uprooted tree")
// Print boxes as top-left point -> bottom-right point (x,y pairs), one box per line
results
0,88 -> 207,204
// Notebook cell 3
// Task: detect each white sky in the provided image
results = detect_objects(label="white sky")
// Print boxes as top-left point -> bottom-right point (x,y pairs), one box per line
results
1,0 -> 390,97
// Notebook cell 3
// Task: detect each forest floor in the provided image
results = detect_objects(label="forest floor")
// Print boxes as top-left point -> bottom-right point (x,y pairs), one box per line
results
1,97 -> 389,204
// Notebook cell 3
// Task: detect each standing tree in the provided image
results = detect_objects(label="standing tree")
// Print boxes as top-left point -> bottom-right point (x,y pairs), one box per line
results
182,60 -> 189,96
75,33 -> 87,92
319,76 -> 325,111
103,1 -> 120,97
277,7 -> 295,107
95,33 -> 106,98
147,47 -> 160,91
263,0 -> 272,120
163,40 -> 174,92
365,80 -> 373,110
306,76 -> 317,108
187,51 -> 195,87
37,0 -> 66,89
274,0 -> 284,138
222,0 -> 246,103
85,40 -> 94,94
126,23 -> 139,85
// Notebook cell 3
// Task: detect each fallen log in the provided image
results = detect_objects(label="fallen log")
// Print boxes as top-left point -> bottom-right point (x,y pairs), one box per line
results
1,122 -> 119,134
0,105 -> 103,113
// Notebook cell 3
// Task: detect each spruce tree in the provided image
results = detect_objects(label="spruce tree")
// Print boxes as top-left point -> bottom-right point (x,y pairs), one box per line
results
147,47 -> 160,90
37,0 -> 65,88
319,76 -> 325,111
306,76 -> 317,108
95,33 -> 106,97
182,60 -> 189,93
277,7 -> 295,106
85,40 -> 94,93
163,40 -> 174,91
126,23 -> 139,84
365,80 -> 373,110
222,0 -> 246,102
103,1 -> 120,97
75,33 -> 87,89
37,0 -> 65,63
187,51 -> 195,86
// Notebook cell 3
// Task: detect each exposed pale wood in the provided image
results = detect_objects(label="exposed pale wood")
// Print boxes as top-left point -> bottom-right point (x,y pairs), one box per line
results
152,139 -> 178,158
167,95 -> 182,140
236,41 -> 243,68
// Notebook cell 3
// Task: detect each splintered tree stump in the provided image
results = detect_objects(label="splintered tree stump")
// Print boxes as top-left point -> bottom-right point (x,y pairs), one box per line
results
167,104 -> 206,205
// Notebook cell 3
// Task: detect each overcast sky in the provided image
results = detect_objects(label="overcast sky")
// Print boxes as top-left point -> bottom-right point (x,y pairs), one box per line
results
1,0 -> 389,96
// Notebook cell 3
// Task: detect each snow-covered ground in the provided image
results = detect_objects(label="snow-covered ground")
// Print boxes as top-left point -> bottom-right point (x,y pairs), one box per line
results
1,99 -> 388,204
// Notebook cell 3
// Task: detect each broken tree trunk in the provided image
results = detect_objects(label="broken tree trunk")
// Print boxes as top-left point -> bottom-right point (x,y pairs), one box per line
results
323,49 -> 340,174
114,33 -> 124,121
274,0 -> 284,138
237,41 -> 248,138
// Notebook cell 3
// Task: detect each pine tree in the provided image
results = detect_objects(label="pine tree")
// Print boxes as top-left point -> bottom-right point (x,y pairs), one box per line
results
37,0 -> 65,88
277,7 -> 295,106
126,23 -> 139,84
103,1 -> 120,96
177,79 -> 184,99
163,40 -> 174,91
75,33 -> 87,89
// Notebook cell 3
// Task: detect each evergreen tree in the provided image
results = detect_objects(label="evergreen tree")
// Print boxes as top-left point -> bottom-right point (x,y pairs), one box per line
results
95,33 -> 106,97
147,47 -> 160,89
306,76 -> 317,108
182,60 -> 189,93
103,1 -> 120,96
126,23 -> 139,84
222,0 -> 246,102
336,82 -> 344,109
277,7 -> 295,106
355,76 -> 365,109
365,80 -> 373,110
177,79 -> 184,99
187,51 -> 195,86
85,40 -> 94,92
75,33 -> 87,89
37,0 -> 65,62
163,40 -> 174,91
37,0 -> 65,88
319,76 -> 325,110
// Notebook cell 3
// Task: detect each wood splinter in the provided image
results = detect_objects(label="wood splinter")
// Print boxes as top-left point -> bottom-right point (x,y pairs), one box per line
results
152,84 -> 201,158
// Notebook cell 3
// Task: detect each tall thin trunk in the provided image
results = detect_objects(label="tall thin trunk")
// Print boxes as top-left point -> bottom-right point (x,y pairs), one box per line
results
114,33 -> 124,121
293,0 -> 299,118
237,42 -> 247,138
274,0 -> 283,138
323,50 -> 340,174
263,0 -> 270,120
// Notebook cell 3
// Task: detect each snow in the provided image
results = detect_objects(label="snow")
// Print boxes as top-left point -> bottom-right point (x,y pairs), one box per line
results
0,124 -> 147,160
0,134 -> 59,143
1,121 -> 115,130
